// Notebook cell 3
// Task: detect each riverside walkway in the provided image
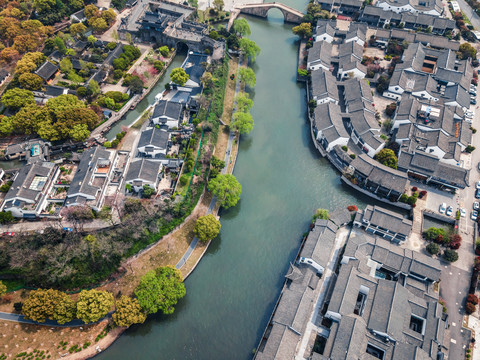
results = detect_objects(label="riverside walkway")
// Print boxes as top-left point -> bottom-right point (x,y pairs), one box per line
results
175,54 -> 243,270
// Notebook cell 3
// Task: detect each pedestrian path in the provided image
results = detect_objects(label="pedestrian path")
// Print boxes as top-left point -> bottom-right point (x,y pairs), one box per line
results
175,54 -> 244,270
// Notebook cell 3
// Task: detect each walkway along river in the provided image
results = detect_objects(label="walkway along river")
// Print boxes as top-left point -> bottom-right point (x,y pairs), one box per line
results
96,9 -> 372,360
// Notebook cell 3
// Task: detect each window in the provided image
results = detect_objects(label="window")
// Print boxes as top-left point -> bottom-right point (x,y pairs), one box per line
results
366,344 -> 385,359
409,315 -> 425,335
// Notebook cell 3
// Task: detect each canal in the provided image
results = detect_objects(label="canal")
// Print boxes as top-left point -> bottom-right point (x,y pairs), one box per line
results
96,8 -> 369,360
104,54 -> 187,141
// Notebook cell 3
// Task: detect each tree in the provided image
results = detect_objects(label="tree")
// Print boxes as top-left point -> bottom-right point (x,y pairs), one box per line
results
88,34 -> 97,45
54,36 -> 66,54
33,0 -> 56,13
201,71 -> 214,88
101,8 -> 116,26
443,249 -> 459,262
135,266 -> 186,315
231,111 -> 254,134
1,88 -> 35,109
423,227 -> 446,241
129,75 -> 144,94
232,18 -> 251,37
207,174 -> 242,209
88,80 -> 100,95
239,38 -> 260,61
210,155 -> 225,170
426,243 -> 440,255
142,184 -> 155,198
70,23 -> 86,37
0,211 -> 14,224
76,289 -> 114,324
0,116 -> 14,136
113,296 -> 146,327
194,214 -> 221,243
375,148 -> 397,169
313,208 -> 329,221
0,281 -> 6,298
213,0 -> 224,11
59,57 -> 72,73
91,17 -> 108,32
292,22 -> 312,38
458,43 -> 477,60
18,73 -> 43,90
238,67 -> 256,88
22,289 -> 75,324
69,123 -> 90,141
170,67 -> 189,86
84,4 -> 100,19
158,46 -> 170,57
236,92 -> 253,112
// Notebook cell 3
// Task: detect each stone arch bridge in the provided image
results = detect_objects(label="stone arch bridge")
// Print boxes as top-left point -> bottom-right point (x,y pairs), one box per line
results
236,2 -> 304,24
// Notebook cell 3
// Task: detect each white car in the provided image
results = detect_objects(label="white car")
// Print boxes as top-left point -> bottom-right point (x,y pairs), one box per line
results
465,113 -> 474,119
461,208 -> 466,217
446,206 -> 453,216
475,201 -> 480,210
476,181 -> 480,190
472,210 -> 478,221
439,203 -> 447,214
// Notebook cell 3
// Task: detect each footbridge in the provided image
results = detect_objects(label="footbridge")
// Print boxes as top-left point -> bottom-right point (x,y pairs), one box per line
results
235,2 -> 304,24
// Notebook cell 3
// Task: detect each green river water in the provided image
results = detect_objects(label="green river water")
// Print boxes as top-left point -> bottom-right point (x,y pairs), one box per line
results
97,8 -> 371,360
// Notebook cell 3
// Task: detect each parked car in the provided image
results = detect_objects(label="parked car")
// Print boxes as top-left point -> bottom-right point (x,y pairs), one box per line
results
472,210 -> 478,221
465,113 -> 474,119
446,206 -> 453,216
470,90 -> 477,96
439,202 -> 447,213
478,162 -> 480,171
476,181 -> 480,189
474,201 -> 480,210
471,99 -> 477,105
476,189 -> 480,199
460,208 -> 466,217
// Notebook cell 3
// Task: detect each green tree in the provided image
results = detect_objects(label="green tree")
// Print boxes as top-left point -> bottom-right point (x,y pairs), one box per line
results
33,0 -> 56,13
1,88 -> 35,109
22,289 -> 76,324
0,116 -> 14,136
423,227 -> 446,241
69,123 -> 90,141
239,38 -> 261,61
236,92 -> 253,112
292,22 -> 312,38
458,43 -> 477,60
91,17 -> 108,32
201,71 -> 214,87
0,281 -> 6,298
113,296 -> 146,327
0,211 -> 14,224
213,0 -> 224,11
76,289 -> 114,324
426,243 -> 440,255
158,46 -> 170,57
232,18 -> 251,36
88,80 -> 100,95
194,214 -> 221,242
443,249 -> 459,262
231,111 -> 254,134
88,34 -> 97,45
18,73 -> 43,90
207,174 -> 242,209
59,57 -> 72,73
129,75 -> 144,94
135,266 -> 186,315
142,184 -> 155,198
238,67 -> 256,88
210,155 -> 225,170
70,23 -> 87,37
54,37 -> 67,54
375,148 -> 397,169
170,67 -> 189,86
313,208 -> 329,221
84,4 -> 99,19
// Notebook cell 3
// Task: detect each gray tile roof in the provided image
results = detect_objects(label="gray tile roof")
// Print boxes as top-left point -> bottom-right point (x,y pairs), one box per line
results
125,159 -> 161,184
66,146 -> 111,198
152,100 -> 184,120
35,61 -> 58,81
311,69 -> 339,102
308,41 -> 332,68
348,109 -> 380,135
4,162 -> 55,203
363,205 -> 413,237
300,219 -> 337,268
313,102 -> 347,139
138,127 -> 169,149
343,78 -> 373,104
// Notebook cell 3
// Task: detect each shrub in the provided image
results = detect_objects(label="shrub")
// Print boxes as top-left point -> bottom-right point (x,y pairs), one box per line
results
349,154 -> 356,159
399,194 -> 408,203
444,249 -> 459,262
179,174 -> 189,186
341,145 -> 348,152
347,205 -> 358,212
466,302 -> 476,314
426,243 -> 440,255
466,145 -> 476,153
468,294 -> 479,305
412,186 -> 418,192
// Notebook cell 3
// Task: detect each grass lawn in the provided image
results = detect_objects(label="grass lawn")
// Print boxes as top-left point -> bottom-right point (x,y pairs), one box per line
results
222,58 -> 239,125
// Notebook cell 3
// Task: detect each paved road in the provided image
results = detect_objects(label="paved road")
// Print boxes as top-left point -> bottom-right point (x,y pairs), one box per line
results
175,54 -> 244,270
440,265 -> 472,358
455,0 -> 480,29
0,312 -> 85,327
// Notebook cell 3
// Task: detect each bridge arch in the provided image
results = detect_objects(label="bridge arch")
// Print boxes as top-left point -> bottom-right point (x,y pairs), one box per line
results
265,6 -> 287,22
